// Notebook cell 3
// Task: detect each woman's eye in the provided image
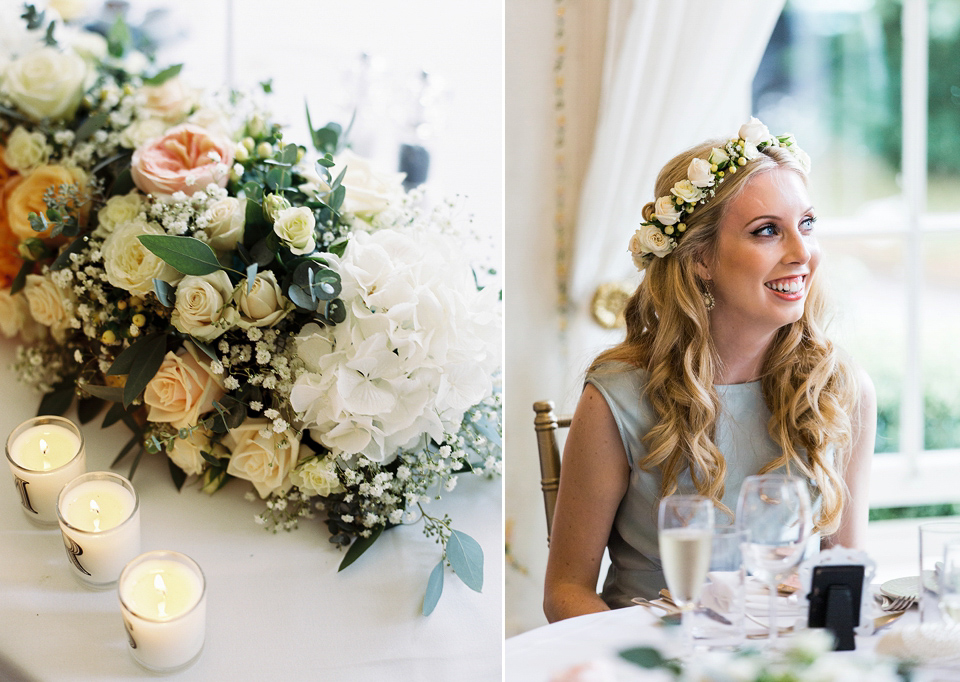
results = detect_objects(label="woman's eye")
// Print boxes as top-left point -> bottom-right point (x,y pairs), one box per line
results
801,216 -> 818,232
752,224 -> 777,236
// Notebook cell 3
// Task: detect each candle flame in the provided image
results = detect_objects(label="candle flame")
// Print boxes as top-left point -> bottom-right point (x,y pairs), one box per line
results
90,499 -> 101,531
155,574 -> 167,618
39,438 -> 50,469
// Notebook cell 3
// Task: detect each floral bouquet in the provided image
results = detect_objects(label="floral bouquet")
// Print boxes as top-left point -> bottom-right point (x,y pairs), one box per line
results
0,5 -> 501,613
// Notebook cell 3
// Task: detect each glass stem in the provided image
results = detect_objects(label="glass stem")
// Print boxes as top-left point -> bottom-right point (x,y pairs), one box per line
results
768,576 -> 778,644
681,604 -> 695,655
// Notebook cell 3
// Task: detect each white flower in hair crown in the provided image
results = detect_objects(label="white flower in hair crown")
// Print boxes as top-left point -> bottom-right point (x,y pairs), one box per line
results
628,117 -> 811,271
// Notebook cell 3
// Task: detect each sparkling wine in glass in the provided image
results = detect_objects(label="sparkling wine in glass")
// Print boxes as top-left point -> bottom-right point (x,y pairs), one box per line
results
736,474 -> 812,644
658,495 -> 714,654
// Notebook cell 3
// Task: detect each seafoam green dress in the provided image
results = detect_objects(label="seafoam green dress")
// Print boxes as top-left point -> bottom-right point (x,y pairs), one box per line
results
587,364 -> 821,608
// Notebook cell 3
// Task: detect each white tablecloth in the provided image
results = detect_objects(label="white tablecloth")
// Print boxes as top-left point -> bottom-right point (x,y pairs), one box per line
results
0,342 -> 502,681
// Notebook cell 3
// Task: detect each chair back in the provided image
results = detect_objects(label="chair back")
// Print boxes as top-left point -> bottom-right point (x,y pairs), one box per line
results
533,400 -> 572,545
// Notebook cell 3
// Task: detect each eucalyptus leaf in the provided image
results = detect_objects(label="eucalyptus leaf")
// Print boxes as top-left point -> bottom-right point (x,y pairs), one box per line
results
250,239 -> 275,267
243,182 -> 263,204
80,383 -> 124,403
287,283 -> 315,311
122,334 -> 168,408
446,530 -> 483,592
312,269 -> 341,300
74,112 -> 108,144
10,260 -> 33,295
422,560 -> 444,616
265,166 -> 291,190
281,144 -> 299,165
168,458 -> 187,491
321,299 -> 346,325
619,647 -> 673,670
37,385 -> 74,417
338,525 -> 384,571
142,63 -> 183,86
329,185 -> 346,212
328,238 -> 348,258
329,164 -> 348,192
188,338 -> 217,363
138,235 -> 222,276
246,262 -> 258,293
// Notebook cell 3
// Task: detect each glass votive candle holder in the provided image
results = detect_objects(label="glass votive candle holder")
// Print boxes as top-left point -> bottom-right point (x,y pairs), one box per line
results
5,415 -> 86,525
118,550 -> 207,674
57,471 -> 141,588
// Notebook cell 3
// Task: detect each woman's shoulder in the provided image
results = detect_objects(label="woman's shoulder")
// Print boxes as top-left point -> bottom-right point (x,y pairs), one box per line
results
587,361 -> 650,389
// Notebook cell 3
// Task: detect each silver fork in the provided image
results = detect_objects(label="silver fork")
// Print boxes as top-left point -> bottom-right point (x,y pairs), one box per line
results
881,595 -> 915,612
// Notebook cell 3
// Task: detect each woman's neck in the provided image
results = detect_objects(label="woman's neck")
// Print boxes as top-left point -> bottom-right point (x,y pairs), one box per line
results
710,318 -> 776,385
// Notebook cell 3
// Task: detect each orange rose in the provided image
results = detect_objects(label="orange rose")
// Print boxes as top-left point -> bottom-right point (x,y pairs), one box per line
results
131,124 -> 233,196
0,145 -> 14,183
0,175 -> 26,289
5,164 -> 89,242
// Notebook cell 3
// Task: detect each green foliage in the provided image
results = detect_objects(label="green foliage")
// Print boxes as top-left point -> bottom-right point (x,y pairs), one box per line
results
142,64 -> 183,86
137,235 -> 223,276
870,504 -> 960,522
446,529 -> 483,592
422,561 -> 444,616
338,525 -> 385,571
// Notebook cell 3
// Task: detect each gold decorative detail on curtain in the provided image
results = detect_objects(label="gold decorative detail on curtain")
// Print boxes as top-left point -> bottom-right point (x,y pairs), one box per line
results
590,280 -> 634,329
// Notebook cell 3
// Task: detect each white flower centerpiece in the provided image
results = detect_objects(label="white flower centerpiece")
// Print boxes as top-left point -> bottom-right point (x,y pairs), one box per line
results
0,5 -> 501,612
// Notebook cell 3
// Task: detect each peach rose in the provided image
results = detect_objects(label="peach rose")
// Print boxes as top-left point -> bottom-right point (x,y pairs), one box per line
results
5,164 -> 89,241
224,419 -> 300,498
0,175 -> 24,288
138,77 -> 195,124
130,124 -> 234,196
143,342 -> 226,429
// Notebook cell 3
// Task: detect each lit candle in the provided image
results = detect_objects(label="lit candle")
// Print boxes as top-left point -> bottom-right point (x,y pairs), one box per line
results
119,551 -> 207,673
57,472 -> 140,588
5,416 -> 85,524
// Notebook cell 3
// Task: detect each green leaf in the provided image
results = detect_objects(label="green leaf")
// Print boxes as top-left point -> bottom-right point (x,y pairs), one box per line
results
260,78 -> 273,94
37,385 -> 74,417
107,15 -> 131,58
121,334 -> 168,408
250,239 -> 275,267
74,112 -> 109,144
328,238 -> 348,258
168,458 -> 187,491
142,63 -> 183,86
243,182 -> 263,204
338,525 -> 384,571
108,167 -> 134,196
189,338 -> 218,363
320,298 -> 346,325
245,200 -> 266,230
51,235 -> 88,271
208,397 -> 245,433
446,529 -> 483,592
80,383 -> 124,403
101,401 -> 127,429
28,212 -> 47,233
107,332 -> 164,376
137,235 -> 222,276
10,260 -> 33,295
329,164 -> 348,192
329,185 -> 346,212
245,262 -> 258,293
200,449 -> 224,467
77,397 -> 105,425
619,647 -> 672,670
280,144 -> 299,165
43,20 -> 56,47
287,283 -> 314,311
152,278 -> 175,307
111,432 -> 141,467
265,166 -> 291,190
128,447 -> 146,479
422,560 -> 444,616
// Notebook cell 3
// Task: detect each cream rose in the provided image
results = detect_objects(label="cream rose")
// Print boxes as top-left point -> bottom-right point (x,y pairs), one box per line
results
0,288 -> 44,340
273,206 -> 316,255
652,195 -> 682,226
224,420 -> 300,498
233,270 -> 290,329
316,150 -> 406,216
2,46 -> 87,122
686,157 -> 714,188
102,219 -> 182,295
167,429 -> 212,477
130,123 -> 234,196
290,452 -> 344,497
738,117 -> 771,148
637,223 -> 674,259
171,270 -> 235,340
670,179 -> 703,205
187,107 -> 234,139
202,196 -> 246,250
143,343 -> 226,429
708,147 -> 730,166
119,118 -> 167,150
96,191 -> 144,236
23,273 -> 71,341
4,126 -> 49,173
138,77 -> 196,124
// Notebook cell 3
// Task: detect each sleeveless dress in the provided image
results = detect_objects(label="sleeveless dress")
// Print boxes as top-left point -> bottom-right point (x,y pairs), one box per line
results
587,363 -> 822,608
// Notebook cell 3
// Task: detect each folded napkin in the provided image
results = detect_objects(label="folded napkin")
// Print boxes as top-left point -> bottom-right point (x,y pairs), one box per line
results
700,572 -> 803,618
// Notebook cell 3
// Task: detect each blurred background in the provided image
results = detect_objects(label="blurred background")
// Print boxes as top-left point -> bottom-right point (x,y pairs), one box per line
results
506,0 -> 960,636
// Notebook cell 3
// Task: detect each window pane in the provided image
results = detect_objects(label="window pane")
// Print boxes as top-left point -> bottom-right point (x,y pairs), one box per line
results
928,0 -> 960,213
922,233 -> 960,449
819,234 -> 906,453
754,0 -> 903,221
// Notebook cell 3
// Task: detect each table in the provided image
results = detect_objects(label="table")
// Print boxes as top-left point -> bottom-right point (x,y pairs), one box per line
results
0,342 -> 503,681
505,600 -> 960,682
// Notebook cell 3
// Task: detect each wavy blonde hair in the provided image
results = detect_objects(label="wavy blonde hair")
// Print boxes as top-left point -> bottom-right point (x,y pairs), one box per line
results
592,140 -> 858,534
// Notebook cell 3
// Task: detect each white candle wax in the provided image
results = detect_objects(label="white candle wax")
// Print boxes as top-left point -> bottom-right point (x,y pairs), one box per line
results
119,552 -> 207,672
57,473 -> 140,587
5,417 -> 85,525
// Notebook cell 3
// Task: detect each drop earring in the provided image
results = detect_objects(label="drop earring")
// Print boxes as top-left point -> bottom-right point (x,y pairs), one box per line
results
701,284 -> 715,311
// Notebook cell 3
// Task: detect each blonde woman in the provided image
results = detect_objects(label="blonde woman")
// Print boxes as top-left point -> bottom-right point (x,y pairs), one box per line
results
543,119 -> 876,622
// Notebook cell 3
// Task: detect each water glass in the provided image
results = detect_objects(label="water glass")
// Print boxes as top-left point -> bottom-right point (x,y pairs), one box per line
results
693,526 -> 747,648
922,522 -> 960,623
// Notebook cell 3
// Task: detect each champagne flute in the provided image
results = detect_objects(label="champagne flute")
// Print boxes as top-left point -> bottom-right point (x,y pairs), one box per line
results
658,495 -> 714,655
736,474 -> 812,644
938,540 -> 960,624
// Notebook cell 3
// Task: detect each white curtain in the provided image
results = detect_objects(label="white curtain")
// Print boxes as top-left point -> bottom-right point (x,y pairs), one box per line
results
566,0 -> 786,375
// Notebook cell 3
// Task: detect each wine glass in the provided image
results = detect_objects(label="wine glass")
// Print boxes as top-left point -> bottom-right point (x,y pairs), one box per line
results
658,495 -> 714,655
938,539 -> 960,624
736,474 -> 812,644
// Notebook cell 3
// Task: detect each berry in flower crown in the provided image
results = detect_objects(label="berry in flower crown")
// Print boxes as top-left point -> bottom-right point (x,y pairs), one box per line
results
628,117 -> 811,271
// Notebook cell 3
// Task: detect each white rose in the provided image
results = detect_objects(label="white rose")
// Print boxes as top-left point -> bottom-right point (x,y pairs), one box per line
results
637,223 -> 674,259
4,126 -> 49,173
233,270 -> 291,329
0,289 -> 44,341
96,191 -> 144,236
686,157 -> 714,188
273,206 -> 316,255
103,219 -> 183,295
2,46 -> 87,122
324,149 -> 406,216
187,106 -> 234,139
49,0 -> 88,21
118,118 -> 167,149
167,429 -> 211,477
652,195 -> 682,225
171,270 -> 236,341
204,196 -> 246,250
23,273 -> 71,341
738,116 -> 771,148
789,146 -> 812,174
627,230 -> 645,257
138,77 -> 196,124
742,142 -> 761,160
290,451 -> 344,497
707,147 -> 730,166
670,179 -> 703,205
224,420 -> 300,498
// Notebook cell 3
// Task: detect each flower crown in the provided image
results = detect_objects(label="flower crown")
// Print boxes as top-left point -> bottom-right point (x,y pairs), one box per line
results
628,117 -> 811,271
